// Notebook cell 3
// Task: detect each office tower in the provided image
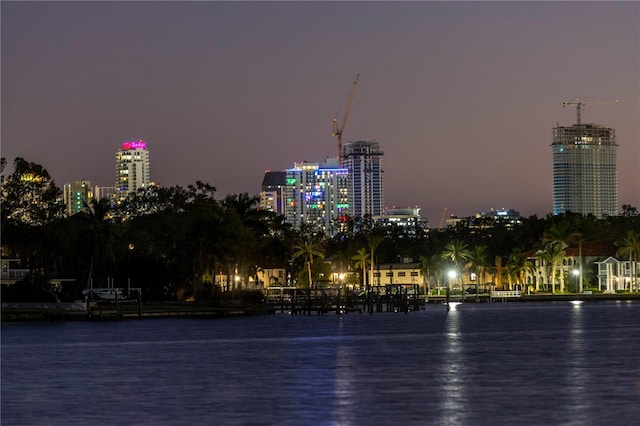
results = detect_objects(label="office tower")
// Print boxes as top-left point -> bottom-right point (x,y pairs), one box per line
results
342,140 -> 384,218
260,171 -> 286,215
552,124 -> 617,217
63,180 -> 92,216
284,158 -> 349,236
115,140 -> 150,200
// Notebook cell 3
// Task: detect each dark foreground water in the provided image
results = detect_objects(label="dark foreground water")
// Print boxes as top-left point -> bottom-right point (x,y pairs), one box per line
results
2,301 -> 640,425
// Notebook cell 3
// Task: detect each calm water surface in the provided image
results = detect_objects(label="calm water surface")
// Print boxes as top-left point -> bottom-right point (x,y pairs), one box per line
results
2,302 -> 640,425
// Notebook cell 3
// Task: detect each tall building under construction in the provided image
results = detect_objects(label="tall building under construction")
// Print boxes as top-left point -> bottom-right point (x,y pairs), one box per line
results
552,122 -> 617,218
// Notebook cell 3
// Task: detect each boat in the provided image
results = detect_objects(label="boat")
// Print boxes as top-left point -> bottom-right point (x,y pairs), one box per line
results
82,288 -> 127,300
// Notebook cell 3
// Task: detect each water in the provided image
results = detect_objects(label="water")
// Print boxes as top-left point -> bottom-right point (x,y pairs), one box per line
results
2,301 -> 640,425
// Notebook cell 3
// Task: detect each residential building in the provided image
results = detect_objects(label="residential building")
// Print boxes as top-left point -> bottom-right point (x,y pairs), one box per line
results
284,158 -> 349,236
595,257 -> 640,293
63,180 -> 92,216
115,140 -> 150,201
259,171 -> 286,215
524,242 -> 615,293
342,140 -> 384,218
1,258 -> 30,285
372,258 -> 424,290
94,185 -> 117,203
552,123 -> 617,218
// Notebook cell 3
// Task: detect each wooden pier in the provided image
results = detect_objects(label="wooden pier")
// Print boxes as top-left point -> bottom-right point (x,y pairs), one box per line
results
85,288 -> 142,320
264,285 -> 424,315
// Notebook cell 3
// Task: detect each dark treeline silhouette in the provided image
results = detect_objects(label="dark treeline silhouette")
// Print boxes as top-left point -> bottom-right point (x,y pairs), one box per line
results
2,156 -> 639,303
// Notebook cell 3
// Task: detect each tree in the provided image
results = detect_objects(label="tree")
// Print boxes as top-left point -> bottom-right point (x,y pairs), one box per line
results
440,239 -> 471,289
466,244 -> 490,294
83,197 -> 117,290
292,237 -> 325,289
352,248 -> 370,288
367,235 -> 384,287
536,242 -> 566,293
504,252 -> 532,291
1,157 -> 64,227
419,254 -> 445,294
616,230 -> 640,292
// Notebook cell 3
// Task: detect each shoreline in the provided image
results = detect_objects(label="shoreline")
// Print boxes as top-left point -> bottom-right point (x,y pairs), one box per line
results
2,294 -> 640,322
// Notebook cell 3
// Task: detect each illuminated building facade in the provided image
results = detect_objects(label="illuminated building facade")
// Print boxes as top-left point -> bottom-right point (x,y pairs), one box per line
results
260,171 -> 286,215
284,158 -> 350,235
63,180 -> 92,216
375,207 -> 428,236
342,140 -> 384,218
115,140 -> 150,200
552,124 -> 617,218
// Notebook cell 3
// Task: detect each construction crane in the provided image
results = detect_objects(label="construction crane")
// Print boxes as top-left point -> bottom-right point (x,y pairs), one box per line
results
332,74 -> 360,166
562,96 -> 619,125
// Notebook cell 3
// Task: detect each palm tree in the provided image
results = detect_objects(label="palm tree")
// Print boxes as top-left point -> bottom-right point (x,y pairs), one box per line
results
536,242 -> 566,293
367,235 -> 384,287
505,252 -> 532,291
352,248 -> 370,289
466,244 -> 489,295
440,239 -> 471,290
419,254 -> 445,295
543,215 -> 587,293
84,197 -> 115,290
616,230 -> 640,292
292,236 -> 325,289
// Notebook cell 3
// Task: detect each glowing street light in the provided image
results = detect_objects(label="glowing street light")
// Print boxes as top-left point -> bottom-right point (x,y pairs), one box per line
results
448,270 -> 457,292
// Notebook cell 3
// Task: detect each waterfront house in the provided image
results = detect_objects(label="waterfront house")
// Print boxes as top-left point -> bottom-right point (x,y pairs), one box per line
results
595,257 -> 640,293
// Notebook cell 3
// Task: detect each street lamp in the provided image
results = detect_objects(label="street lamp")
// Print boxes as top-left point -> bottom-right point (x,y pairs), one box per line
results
446,270 -> 457,311
572,269 -> 579,293
448,270 -> 457,291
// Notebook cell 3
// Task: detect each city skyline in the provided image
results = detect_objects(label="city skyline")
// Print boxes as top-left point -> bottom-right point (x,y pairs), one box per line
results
2,2 -> 638,225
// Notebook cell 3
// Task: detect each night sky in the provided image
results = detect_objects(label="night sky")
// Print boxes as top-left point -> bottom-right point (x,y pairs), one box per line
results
2,1 -> 638,225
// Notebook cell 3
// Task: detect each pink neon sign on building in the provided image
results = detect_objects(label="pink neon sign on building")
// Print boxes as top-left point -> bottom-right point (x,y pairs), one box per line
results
121,140 -> 147,150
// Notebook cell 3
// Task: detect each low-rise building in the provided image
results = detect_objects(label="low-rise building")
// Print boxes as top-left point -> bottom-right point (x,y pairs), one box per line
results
595,257 -> 640,293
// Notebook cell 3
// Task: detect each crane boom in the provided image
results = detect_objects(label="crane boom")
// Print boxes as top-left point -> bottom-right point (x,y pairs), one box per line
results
332,74 -> 360,166
562,96 -> 619,125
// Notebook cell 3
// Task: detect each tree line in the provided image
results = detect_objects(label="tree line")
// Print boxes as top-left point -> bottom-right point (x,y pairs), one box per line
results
1,156 -> 639,303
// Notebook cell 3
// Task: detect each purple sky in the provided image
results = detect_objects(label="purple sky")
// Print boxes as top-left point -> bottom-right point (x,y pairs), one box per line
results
2,1 -> 638,225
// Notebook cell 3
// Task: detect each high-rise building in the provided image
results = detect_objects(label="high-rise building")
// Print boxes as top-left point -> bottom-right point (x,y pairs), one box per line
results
94,185 -> 117,203
260,171 -> 286,215
115,140 -> 150,200
342,140 -> 384,218
284,158 -> 349,235
552,124 -> 617,217
63,180 -> 92,216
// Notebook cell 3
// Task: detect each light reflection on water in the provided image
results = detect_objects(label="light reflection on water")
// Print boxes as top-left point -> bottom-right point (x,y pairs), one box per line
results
2,302 -> 640,425
439,306 -> 467,426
